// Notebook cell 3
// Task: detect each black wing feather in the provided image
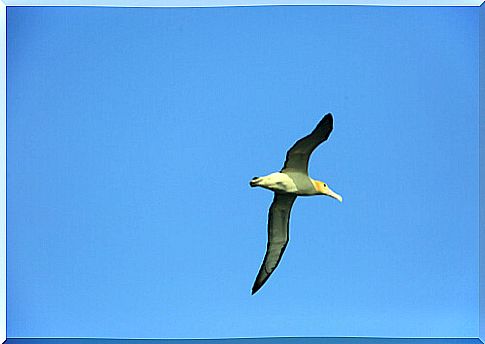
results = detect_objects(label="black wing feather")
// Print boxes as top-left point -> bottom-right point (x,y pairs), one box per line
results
252,193 -> 297,295
281,113 -> 333,174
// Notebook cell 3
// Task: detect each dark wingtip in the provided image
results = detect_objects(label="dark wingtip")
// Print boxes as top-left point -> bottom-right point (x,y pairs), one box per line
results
322,113 -> 334,129
251,282 -> 261,295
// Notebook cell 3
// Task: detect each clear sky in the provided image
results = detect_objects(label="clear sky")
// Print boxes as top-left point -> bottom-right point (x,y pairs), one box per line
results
7,5 -> 479,339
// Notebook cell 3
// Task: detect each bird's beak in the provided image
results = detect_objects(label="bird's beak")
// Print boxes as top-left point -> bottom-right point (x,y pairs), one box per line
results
327,188 -> 343,203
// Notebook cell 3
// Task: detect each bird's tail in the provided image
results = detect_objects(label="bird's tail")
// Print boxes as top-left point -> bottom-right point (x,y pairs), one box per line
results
250,177 -> 261,187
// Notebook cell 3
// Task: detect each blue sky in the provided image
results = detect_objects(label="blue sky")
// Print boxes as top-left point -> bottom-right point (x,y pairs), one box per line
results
7,5 -> 479,339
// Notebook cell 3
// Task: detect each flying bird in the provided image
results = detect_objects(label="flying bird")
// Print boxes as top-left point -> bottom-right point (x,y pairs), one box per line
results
249,113 -> 342,295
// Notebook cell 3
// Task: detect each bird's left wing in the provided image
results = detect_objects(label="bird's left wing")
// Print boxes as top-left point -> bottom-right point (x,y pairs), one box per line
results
281,113 -> 333,174
252,193 -> 297,295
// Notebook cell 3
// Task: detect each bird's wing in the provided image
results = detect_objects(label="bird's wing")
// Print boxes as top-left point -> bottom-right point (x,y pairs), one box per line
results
252,193 -> 297,295
281,113 -> 333,174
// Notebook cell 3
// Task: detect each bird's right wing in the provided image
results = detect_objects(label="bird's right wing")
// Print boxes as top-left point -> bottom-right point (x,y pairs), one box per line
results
281,113 -> 333,174
252,193 -> 297,295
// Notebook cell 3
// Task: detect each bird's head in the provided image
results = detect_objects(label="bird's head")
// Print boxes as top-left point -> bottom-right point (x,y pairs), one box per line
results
312,180 -> 342,202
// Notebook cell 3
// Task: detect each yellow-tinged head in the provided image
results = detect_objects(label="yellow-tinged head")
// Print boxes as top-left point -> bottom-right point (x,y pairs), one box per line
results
313,180 -> 343,202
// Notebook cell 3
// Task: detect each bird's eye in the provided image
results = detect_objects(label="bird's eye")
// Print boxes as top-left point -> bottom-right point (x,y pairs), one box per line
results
323,183 -> 327,187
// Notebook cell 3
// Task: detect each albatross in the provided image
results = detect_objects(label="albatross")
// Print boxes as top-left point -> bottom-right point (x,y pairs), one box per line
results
249,113 -> 342,295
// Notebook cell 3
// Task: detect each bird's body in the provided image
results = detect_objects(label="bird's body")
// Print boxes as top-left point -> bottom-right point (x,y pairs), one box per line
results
250,113 -> 342,295
250,172 -> 319,196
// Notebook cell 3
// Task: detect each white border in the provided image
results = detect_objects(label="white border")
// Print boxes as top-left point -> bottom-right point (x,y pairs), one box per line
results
1,1 -> 5,342
3,0 -> 484,6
